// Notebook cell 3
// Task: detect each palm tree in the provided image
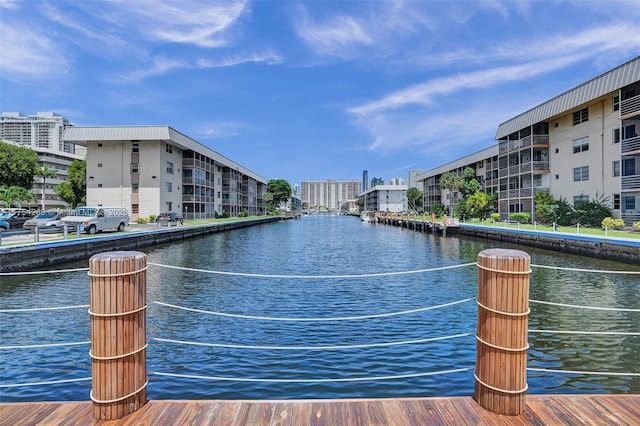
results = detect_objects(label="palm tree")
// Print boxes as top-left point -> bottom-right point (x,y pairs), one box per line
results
35,165 -> 58,211
0,185 -> 35,208
439,172 -> 463,216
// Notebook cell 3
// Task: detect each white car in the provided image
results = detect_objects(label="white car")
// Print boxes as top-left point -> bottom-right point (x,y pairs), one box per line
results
61,206 -> 129,234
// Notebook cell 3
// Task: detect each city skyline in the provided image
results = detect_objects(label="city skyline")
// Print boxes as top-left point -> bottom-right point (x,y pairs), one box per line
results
2,1 -> 640,187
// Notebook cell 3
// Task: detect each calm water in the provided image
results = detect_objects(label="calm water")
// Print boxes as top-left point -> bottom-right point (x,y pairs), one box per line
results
1,214 -> 639,402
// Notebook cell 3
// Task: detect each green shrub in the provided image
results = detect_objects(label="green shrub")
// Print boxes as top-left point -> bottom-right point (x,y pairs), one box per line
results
149,214 -> 156,223
601,217 -> 625,230
633,221 -> 640,231
490,213 -> 501,222
510,212 -> 530,224
136,216 -> 148,224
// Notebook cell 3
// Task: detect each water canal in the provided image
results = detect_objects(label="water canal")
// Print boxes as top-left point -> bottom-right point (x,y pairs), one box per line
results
1,214 -> 639,402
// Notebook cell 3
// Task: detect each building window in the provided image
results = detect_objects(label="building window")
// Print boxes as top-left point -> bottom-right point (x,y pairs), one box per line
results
166,144 -> 173,154
613,161 -> 620,177
572,136 -> 589,153
613,95 -> 619,112
132,183 -> 139,193
97,143 -> 103,148
97,183 -> 103,188
613,194 -> 620,210
613,128 -> 620,144
166,182 -> 172,192
166,161 -> 174,174
625,196 -> 636,210
573,195 -> 589,206
132,204 -> 139,214
132,142 -> 139,153
623,158 -> 636,176
573,166 -> 589,181
97,163 -> 103,167
625,124 -> 637,139
131,163 -> 139,173
555,174 -> 559,180
572,108 -> 588,125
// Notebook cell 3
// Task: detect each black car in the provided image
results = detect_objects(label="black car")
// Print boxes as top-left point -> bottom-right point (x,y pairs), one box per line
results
156,212 -> 183,225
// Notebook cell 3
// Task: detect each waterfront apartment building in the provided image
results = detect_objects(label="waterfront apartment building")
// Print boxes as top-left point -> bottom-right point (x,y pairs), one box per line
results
63,126 -> 267,221
1,112 -> 86,210
416,56 -> 640,225
359,182 -> 408,213
416,145 -> 498,214
301,180 -> 360,211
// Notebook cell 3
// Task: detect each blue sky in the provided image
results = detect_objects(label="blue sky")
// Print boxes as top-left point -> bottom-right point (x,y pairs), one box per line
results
2,1 -> 639,188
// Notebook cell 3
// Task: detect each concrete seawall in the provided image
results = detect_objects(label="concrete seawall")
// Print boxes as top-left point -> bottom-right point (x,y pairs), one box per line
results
0,217 -> 280,273
457,224 -> 640,266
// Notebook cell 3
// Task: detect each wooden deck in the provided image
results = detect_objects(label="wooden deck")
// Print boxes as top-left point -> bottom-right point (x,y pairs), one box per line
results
1,395 -> 639,425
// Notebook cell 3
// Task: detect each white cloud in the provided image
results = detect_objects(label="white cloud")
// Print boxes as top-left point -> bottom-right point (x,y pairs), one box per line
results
114,56 -> 187,83
0,25 -> 70,80
196,121 -> 246,139
294,12 -> 373,58
197,50 -> 283,68
346,19 -> 640,156
114,0 -> 249,48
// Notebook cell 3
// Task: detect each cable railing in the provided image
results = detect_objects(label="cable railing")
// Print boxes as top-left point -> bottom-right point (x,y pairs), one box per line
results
1,260 -> 639,393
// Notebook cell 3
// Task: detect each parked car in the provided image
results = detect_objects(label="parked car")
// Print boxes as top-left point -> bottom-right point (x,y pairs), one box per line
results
23,210 -> 66,232
61,206 -> 129,234
0,209 -> 36,230
156,212 -> 183,225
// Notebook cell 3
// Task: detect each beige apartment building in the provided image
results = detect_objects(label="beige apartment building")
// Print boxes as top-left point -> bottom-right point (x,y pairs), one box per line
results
63,126 -> 266,220
417,56 -> 640,225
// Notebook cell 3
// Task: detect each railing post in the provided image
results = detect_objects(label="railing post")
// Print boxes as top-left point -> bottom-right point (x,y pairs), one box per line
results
474,248 -> 530,416
89,251 -> 148,420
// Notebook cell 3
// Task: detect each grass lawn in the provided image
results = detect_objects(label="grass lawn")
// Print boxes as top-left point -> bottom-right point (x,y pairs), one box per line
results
460,218 -> 640,240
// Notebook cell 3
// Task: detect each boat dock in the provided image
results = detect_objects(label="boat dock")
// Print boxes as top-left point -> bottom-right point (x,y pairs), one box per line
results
2,394 -> 640,425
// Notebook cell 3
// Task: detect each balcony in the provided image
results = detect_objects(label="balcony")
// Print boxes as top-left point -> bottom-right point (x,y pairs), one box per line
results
621,136 -> 640,155
621,94 -> 640,118
621,175 -> 640,191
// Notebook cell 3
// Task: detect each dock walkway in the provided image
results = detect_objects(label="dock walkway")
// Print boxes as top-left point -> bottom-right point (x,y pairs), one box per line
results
2,395 -> 639,425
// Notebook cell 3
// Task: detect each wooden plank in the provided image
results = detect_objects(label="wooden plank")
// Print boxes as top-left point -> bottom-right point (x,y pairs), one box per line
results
270,401 -> 295,426
396,398 -> 445,424
289,400 -> 313,426
1,395 -> 639,425
245,401 -> 275,426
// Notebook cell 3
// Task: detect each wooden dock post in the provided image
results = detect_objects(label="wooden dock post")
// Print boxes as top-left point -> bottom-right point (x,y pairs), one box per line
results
474,248 -> 530,416
89,251 -> 148,420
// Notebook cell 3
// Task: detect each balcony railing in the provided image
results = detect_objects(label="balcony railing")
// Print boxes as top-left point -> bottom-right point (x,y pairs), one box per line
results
621,175 -> 640,191
621,136 -> 640,155
499,161 -> 550,176
621,94 -> 640,117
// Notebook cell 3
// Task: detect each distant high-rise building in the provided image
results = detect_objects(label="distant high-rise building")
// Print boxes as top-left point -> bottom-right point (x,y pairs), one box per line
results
0,112 -> 83,155
0,112 -> 85,210
301,179 -> 361,211
362,170 -> 368,192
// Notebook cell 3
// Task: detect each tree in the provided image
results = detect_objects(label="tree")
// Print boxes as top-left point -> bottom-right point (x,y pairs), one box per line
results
34,164 -> 58,211
0,185 -> 35,208
0,141 -> 39,189
54,160 -> 86,208
266,179 -> 292,212
406,187 -> 423,212
466,190 -> 490,218
439,172 -> 463,215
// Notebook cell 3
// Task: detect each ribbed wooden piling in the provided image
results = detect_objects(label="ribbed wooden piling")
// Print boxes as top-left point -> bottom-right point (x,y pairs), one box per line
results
89,251 -> 147,420
474,248 -> 530,416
